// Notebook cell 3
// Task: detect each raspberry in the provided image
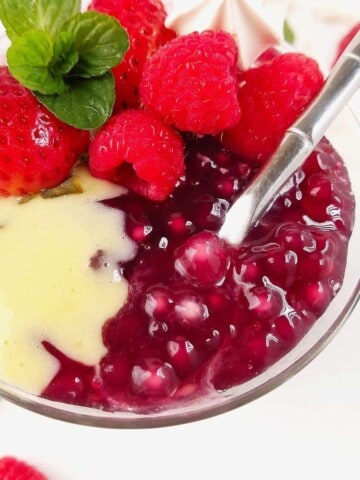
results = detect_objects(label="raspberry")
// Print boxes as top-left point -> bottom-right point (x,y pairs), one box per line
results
0,68 -> 89,197
0,457 -> 47,480
88,0 -> 175,110
333,23 -> 360,64
222,53 -> 324,163
89,109 -> 185,201
140,31 -> 241,135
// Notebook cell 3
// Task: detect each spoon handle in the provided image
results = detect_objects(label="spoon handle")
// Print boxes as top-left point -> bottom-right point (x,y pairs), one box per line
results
219,30 -> 360,246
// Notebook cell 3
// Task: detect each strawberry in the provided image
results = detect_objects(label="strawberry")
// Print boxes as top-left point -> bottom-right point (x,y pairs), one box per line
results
0,68 -> 89,197
89,109 -> 185,201
88,0 -> 176,111
0,456 -> 47,480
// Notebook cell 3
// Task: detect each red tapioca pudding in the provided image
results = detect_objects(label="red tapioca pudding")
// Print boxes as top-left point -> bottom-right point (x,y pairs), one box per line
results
43,136 -> 354,410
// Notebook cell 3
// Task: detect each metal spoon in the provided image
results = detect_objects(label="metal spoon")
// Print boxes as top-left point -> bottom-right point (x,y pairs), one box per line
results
219,30 -> 360,246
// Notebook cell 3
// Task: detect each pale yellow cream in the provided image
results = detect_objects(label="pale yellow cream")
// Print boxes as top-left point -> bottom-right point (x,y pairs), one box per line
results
0,166 -> 135,395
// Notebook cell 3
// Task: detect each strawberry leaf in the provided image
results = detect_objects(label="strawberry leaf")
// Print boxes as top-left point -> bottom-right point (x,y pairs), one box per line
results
7,30 -> 69,95
61,12 -> 129,78
0,0 -> 81,40
36,72 -> 115,129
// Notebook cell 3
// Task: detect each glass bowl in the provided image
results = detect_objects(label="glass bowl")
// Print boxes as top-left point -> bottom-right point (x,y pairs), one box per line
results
0,13 -> 359,429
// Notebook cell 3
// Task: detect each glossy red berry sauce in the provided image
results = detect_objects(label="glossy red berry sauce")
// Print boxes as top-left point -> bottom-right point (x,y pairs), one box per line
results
42,135 -> 355,412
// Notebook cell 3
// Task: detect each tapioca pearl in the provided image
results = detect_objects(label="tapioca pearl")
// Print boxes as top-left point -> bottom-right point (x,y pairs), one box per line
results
297,251 -> 333,281
143,286 -> 174,319
130,358 -> 179,398
243,286 -> 283,320
275,223 -> 317,253
245,334 -> 266,361
243,329 -> 284,366
312,231 -> 330,252
166,337 -> 201,377
273,315 -> 296,342
304,174 -> 334,203
302,151 -> 323,176
294,281 -> 332,316
302,174 -> 342,223
127,213 -> 153,242
272,311 -> 307,343
100,351 -> 130,389
286,295 -> 318,326
211,346 -> 255,390
166,212 -> 195,238
174,292 -> 209,328
191,194 -> 228,230
232,257 -> 262,285
174,231 -> 229,287
205,289 -> 231,312
213,175 -> 240,198
263,249 -> 297,288
213,150 -> 232,166
205,329 -> 222,351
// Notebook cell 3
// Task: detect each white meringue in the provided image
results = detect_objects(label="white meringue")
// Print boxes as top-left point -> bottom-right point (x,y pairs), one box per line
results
164,0 -> 288,69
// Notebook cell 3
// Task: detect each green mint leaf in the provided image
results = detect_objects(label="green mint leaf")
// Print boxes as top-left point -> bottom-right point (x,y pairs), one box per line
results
7,30 -> 69,95
35,0 -> 81,37
61,11 -> 129,78
0,0 -> 38,41
36,72 -> 115,129
50,31 -> 79,76
0,0 -> 81,40
284,20 -> 296,45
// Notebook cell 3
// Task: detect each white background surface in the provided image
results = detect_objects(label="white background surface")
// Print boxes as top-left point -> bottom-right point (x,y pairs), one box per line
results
0,1 -> 359,479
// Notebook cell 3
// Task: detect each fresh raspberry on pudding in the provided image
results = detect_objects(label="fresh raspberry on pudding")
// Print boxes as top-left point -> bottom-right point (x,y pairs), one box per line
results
140,31 -> 241,135
223,53 -> 324,163
89,109 -> 185,201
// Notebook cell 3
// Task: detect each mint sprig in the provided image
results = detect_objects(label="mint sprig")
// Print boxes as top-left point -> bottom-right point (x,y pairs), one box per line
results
0,0 -> 129,129
283,20 -> 296,45
37,72 -> 115,130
